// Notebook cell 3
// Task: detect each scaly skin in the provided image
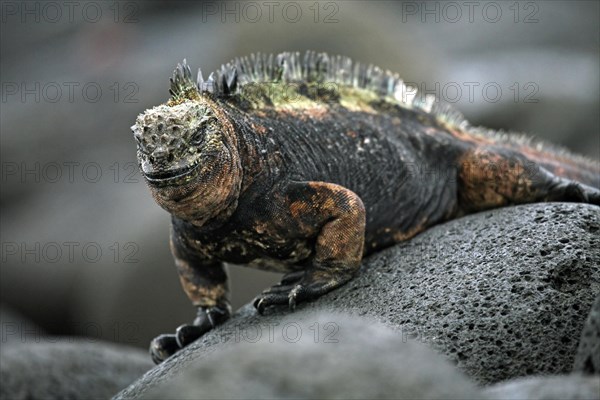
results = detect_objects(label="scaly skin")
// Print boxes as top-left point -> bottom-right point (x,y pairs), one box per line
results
131,51 -> 600,363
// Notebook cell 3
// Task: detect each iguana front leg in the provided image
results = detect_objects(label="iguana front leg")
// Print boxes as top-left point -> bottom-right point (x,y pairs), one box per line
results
149,225 -> 231,364
253,181 -> 366,314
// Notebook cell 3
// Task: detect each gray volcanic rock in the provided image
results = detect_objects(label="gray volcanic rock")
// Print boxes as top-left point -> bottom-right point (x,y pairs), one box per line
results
574,295 -> 600,374
141,314 -> 483,400
116,203 -> 599,398
483,375 -> 600,400
0,305 -> 44,344
0,341 -> 153,400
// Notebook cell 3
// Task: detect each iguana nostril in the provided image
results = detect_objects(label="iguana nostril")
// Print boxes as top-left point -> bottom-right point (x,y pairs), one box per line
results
153,146 -> 168,161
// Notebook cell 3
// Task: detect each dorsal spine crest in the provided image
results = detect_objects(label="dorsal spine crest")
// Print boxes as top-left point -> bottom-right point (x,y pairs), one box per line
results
166,51 -> 597,170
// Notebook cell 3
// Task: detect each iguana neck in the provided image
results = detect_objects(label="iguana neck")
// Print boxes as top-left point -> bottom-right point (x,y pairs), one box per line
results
150,97 -> 244,230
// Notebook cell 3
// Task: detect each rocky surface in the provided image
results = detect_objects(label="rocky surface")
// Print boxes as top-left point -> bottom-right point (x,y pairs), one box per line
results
115,203 -> 600,398
483,375 -> 600,400
573,295 -> 600,374
141,314 -> 483,400
0,305 -> 44,344
0,341 -> 153,400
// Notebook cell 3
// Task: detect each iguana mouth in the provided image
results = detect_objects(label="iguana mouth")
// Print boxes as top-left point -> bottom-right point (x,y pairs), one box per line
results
143,162 -> 200,186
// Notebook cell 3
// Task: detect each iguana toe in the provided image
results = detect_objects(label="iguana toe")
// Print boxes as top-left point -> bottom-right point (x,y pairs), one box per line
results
149,334 -> 179,364
175,324 -> 208,348
253,292 -> 290,314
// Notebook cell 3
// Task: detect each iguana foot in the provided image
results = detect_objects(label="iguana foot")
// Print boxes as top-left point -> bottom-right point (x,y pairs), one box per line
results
253,271 -> 351,314
149,305 -> 230,364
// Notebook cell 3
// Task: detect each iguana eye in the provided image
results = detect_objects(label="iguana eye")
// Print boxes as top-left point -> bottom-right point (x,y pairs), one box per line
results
191,129 -> 204,146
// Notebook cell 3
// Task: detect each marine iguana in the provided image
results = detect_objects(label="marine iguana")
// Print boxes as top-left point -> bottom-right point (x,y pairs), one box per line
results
130,51 -> 600,363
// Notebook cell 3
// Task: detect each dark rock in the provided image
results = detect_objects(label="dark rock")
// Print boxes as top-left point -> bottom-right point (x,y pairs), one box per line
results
115,203 -> 600,398
0,341 -> 153,400
483,375 -> 600,400
140,313 -> 483,400
573,295 -> 600,374
0,305 -> 44,344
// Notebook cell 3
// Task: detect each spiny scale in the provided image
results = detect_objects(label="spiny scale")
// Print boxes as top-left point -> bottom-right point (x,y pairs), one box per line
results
169,59 -> 197,99
168,51 -> 467,128
166,51 -> 597,169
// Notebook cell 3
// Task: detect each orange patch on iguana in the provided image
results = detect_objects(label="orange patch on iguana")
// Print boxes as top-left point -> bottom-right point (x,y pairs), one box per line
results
289,200 -> 310,219
252,123 -> 268,134
391,221 -> 429,242
179,276 -> 227,307
458,149 -> 536,211
303,106 -> 328,120
446,127 -> 495,146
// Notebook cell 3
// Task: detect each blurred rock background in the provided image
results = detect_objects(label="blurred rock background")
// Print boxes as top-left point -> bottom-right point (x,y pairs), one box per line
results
1,0 -> 598,350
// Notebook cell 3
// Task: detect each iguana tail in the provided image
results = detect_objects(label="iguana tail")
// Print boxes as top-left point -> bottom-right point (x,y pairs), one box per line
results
466,127 -> 600,190
514,141 -> 599,190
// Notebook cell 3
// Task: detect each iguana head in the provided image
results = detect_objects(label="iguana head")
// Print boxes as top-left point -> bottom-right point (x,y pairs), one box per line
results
132,101 -> 221,188
131,61 -> 242,227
